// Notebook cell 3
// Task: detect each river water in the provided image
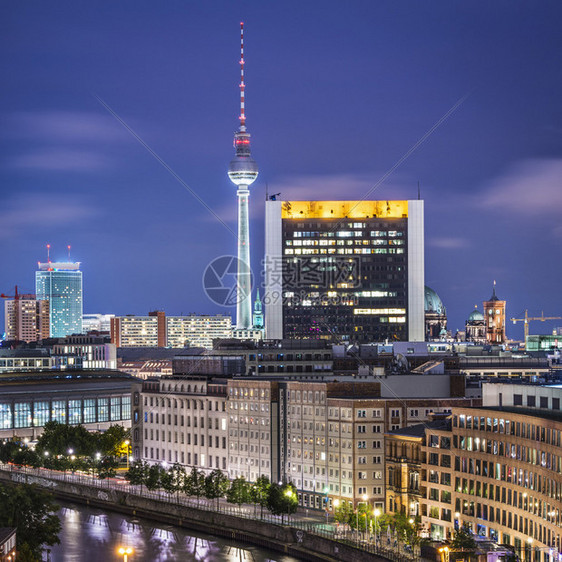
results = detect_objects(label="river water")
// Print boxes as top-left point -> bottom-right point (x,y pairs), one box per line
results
47,501 -> 301,562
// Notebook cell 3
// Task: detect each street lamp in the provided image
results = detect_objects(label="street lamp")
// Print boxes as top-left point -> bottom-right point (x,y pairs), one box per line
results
374,508 -> 381,542
124,440 -> 130,470
439,546 -> 450,562
284,488 -> 294,523
118,546 -> 133,562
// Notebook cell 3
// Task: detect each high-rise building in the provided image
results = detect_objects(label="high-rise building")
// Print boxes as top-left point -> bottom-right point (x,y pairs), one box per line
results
36,261 -> 83,337
228,22 -> 258,330
4,293 -> 49,342
483,282 -> 506,344
264,199 -> 425,342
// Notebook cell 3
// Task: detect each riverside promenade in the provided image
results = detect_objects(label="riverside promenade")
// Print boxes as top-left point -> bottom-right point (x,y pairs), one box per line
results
0,463 -> 418,562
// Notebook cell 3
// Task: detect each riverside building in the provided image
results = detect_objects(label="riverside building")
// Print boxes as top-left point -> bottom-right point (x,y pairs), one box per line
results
385,382 -> 562,561
264,199 -> 424,343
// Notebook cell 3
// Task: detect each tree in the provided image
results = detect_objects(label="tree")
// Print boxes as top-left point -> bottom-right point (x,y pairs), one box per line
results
204,469 -> 230,509
36,421 -> 97,457
267,482 -> 298,524
250,475 -> 270,518
126,460 -> 149,488
226,476 -> 251,510
451,524 -> 477,552
334,501 -> 354,527
97,456 -> 118,479
145,464 -> 163,491
184,467 -> 205,504
98,425 -> 130,458
0,482 -> 61,559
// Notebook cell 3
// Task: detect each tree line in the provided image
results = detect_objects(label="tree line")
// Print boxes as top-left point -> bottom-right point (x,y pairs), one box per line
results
0,421 -> 130,478
126,461 -> 299,523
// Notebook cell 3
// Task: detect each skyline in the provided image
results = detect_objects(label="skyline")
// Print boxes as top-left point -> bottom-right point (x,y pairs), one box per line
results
1,1 -> 562,338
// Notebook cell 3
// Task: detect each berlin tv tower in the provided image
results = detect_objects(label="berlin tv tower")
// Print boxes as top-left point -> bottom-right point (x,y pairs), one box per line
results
228,22 -> 258,330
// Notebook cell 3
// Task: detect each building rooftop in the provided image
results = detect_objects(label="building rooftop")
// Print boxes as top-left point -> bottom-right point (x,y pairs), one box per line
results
459,405 -> 562,423
386,418 -> 451,437
0,369 -> 138,389
0,527 -> 16,544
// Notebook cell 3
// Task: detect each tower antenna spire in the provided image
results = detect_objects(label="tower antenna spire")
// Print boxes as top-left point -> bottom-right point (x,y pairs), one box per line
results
67,245 -> 71,261
46,244 -> 51,263
228,22 -> 258,331
239,22 -> 246,129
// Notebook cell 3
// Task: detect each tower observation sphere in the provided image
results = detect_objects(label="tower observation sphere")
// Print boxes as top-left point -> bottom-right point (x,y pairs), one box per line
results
229,22 -> 258,330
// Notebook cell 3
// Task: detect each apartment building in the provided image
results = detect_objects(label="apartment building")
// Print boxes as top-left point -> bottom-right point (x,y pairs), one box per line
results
133,376 -> 229,470
280,378 -> 479,512
384,382 -> 562,561
226,379 -> 279,483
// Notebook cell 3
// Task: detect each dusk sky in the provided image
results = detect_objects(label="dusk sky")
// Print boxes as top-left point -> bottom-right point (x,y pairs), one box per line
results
1,1 -> 561,338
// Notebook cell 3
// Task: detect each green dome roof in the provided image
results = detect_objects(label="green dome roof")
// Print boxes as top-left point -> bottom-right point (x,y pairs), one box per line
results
424,286 -> 446,315
468,307 -> 484,322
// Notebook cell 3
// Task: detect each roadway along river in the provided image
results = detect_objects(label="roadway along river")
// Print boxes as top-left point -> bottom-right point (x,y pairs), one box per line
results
46,500 -> 302,562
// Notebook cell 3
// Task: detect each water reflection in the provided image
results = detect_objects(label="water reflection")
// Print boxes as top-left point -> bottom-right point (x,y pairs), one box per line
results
48,501 -> 300,562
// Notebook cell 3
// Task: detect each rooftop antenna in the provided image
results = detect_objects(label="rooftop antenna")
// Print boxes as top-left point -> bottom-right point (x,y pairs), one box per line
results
67,245 -> 71,261
265,182 -> 268,202
417,181 -> 421,200
239,21 -> 246,129
46,244 -> 51,263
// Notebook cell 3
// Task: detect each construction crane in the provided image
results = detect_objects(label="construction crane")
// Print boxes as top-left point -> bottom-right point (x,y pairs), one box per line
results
0,285 -> 20,301
510,310 -> 562,341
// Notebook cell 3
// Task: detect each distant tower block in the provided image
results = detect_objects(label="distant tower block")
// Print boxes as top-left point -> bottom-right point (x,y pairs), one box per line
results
228,22 -> 258,330
483,281 -> 506,344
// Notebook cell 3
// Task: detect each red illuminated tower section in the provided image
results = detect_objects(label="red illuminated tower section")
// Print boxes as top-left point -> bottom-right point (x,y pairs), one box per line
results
483,281 -> 506,344
228,22 -> 258,330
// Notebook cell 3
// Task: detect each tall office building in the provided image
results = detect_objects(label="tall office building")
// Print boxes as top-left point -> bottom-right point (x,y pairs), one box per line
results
265,199 -> 425,343
4,294 -> 49,342
228,22 -> 258,330
36,261 -> 83,337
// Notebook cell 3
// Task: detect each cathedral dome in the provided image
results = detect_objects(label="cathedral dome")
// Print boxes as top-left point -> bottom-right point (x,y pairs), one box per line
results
468,307 -> 484,322
424,286 -> 446,315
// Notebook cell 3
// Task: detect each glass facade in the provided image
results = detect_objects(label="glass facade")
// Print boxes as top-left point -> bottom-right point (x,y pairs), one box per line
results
68,399 -> 81,424
110,397 -> 121,421
36,265 -> 83,337
14,402 -> 32,428
52,400 -> 66,423
98,398 -> 109,422
33,401 -> 50,427
282,217 -> 409,342
0,404 -> 12,429
0,395 -> 130,429
84,399 -> 96,423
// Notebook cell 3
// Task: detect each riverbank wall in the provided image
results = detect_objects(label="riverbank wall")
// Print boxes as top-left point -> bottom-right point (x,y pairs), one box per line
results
0,468 -> 396,562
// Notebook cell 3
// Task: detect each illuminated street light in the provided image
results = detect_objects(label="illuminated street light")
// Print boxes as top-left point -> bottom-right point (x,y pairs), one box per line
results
118,546 -> 133,562
374,508 -> 381,542
439,546 -> 450,562
124,440 -> 131,470
67,448 -> 74,455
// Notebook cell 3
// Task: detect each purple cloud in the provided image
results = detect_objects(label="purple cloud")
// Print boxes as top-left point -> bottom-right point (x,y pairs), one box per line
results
11,148 -> 110,171
3,110 -> 126,143
480,159 -> 562,215
0,193 -> 99,240
428,237 -> 470,249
